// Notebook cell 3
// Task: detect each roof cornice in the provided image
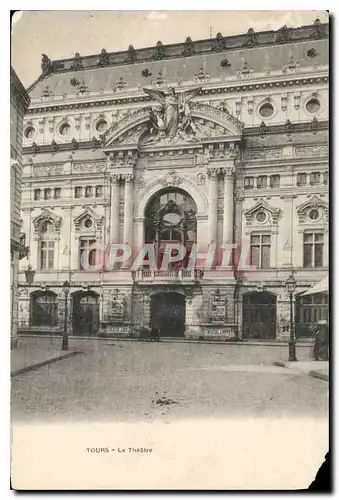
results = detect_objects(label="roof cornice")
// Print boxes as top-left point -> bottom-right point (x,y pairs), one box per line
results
26,74 -> 329,115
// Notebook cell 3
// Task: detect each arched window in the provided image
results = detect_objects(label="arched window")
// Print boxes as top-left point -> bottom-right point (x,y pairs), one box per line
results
39,221 -> 55,270
31,291 -> 58,326
145,188 -> 197,269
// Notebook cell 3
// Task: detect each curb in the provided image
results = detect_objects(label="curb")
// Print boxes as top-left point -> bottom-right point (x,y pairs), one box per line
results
18,334 -> 313,348
272,361 -> 329,381
11,351 -> 82,377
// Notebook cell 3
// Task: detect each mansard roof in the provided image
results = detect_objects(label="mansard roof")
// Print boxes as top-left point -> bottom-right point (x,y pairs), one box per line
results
28,21 -> 329,99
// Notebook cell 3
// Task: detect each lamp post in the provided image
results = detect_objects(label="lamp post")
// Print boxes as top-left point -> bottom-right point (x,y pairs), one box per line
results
285,275 -> 297,362
62,280 -> 70,351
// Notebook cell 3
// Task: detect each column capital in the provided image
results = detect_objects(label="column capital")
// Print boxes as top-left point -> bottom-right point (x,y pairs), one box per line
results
207,167 -> 222,178
222,165 -> 236,177
122,173 -> 135,182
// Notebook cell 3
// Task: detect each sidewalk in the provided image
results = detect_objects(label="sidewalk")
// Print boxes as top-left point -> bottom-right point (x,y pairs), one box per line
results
11,339 -> 81,377
273,360 -> 329,381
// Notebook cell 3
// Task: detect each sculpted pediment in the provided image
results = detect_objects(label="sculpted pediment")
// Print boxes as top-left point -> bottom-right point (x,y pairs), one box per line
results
101,87 -> 243,149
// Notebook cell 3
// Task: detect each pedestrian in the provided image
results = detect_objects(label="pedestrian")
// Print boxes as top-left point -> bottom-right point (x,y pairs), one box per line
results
313,320 -> 329,361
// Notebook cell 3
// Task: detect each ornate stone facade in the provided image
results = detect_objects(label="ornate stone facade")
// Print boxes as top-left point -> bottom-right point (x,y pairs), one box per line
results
18,21 -> 329,341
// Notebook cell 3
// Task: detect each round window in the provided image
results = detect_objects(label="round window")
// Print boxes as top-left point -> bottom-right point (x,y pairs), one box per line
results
305,98 -> 320,114
309,209 -> 320,221
256,211 -> 267,223
259,102 -> 274,118
24,126 -> 35,139
59,123 -> 71,136
96,119 -> 107,132
84,218 -> 93,228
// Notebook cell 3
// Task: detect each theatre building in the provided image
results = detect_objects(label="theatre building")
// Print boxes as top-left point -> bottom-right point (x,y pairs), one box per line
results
18,20 -> 329,341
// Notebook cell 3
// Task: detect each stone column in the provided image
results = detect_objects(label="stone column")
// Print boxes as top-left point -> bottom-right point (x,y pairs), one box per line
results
123,174 -> 134,264
222,166 -> 235,244
110,174 -> 120,244
207,168 -> 219,245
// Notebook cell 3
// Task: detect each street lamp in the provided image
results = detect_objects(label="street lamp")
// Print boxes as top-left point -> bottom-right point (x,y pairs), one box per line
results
24,265 -> 35,285
62,280 -> 70,351
285,275 -> 297,362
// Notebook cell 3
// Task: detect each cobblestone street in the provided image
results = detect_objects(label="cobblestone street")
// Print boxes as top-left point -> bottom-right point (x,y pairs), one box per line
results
11,337 -> 328,423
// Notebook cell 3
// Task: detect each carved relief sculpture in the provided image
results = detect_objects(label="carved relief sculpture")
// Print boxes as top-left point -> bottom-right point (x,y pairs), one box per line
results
143,86 -> 202,143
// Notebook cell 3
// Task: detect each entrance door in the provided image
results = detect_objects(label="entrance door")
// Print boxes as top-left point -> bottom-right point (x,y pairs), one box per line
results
150,292 -> 185,337
72,291 -> 100,336
242,292 -> 277,339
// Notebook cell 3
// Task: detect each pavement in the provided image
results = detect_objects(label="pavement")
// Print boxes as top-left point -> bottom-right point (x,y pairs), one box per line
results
11,338 -> 81,377
273,360 -> 329,381
11,337 -> 329,423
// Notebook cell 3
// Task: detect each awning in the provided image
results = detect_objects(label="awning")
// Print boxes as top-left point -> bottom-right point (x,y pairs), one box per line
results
302,276 -> 329,296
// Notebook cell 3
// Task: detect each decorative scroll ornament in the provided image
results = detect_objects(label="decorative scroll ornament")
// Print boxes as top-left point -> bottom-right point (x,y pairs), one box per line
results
161,171 -> 184,188
33,209 -> 62,234
153,41 -> 166,60
98,48 -> 109,66
243,28 -> 258,48
275,25 -> 291,44
310,19 -> 325,39
41,54 -> 53,74
212,32 -> 227,52
126,45 -> 137,63
182,37 -> 195,56
72,52 -> 83,70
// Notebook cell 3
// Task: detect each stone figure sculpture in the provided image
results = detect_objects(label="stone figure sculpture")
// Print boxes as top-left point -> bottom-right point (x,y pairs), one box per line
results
143,86 -> 202,140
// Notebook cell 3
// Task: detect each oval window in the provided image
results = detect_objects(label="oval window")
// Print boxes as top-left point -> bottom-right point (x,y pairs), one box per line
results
24,126 -> 35,139
259,103 -> 274,118
309,209 -> 320,221
59,123 -> 71,136
305,98 -> 320,114
256,211 -> 267,223
96,119 -> 107,132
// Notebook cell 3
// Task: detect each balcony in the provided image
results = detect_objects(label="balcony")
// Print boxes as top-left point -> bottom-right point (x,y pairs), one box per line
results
132,268 -> 203,283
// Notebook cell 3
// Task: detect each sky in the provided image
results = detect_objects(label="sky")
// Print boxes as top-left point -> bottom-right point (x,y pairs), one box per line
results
11,10 -> 328,89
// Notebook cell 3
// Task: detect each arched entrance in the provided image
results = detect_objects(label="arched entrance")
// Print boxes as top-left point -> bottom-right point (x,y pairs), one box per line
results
144,188 -> 197,269
242,292 -> 277,339
150,292 -> 186,337
72,291 -> 100,336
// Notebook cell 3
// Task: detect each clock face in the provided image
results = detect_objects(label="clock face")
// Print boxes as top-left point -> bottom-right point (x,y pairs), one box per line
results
163,212 -> 181,225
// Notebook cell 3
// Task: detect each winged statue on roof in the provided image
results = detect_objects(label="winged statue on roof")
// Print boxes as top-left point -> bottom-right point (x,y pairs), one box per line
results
143,86 -> 202,141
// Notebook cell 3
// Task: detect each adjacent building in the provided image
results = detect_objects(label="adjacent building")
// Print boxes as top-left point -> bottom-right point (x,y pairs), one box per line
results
17,20 -> 329,341
11,67 -> 30,348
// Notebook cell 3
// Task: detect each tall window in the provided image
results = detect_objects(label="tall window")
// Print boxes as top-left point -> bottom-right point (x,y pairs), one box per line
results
44,188 -> 52,200
95,185 -> 103,197
324,172 -> 328,185
244,177 -> 254,190
250,234 -> 271,269
270,175 -> 280,188
310,172 -> 320,185
79,238 -> 97,270
297,173 -> 307,186
257,176 -> 267,189
31,291 -> 58,326
85,186 -> 93,198
75,186 -> 83,198
39,221 -> 55,270
54,188 -> 61,199
34,189 -> 41,200
303,232 -> 324,268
